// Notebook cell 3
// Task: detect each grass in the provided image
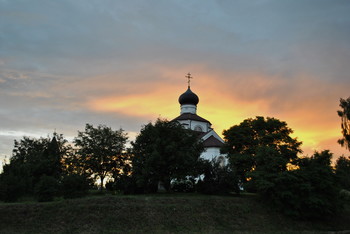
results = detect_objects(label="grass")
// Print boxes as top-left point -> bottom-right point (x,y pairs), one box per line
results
0,193 -> 349,233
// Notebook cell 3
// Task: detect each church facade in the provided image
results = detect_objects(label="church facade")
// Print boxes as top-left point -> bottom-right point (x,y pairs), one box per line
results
172,74 -> 227,163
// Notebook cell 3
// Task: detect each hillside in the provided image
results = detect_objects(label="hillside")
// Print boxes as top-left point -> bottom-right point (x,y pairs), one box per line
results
0,194 -> 349,233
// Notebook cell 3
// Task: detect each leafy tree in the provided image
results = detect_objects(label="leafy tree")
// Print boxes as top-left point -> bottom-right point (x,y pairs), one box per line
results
73,123 -> 128,190
110,151 -> 133,185
260,150 -> 341,219
131,119 -> 204,192
222,116 -> 302,188
335,156 -> 350,190
0,133 -> 69,200
104,150 -> 133,193
338,97 -> 350,150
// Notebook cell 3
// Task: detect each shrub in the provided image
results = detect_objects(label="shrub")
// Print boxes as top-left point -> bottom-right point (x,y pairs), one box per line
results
255,151 -> 342,219
0,174 -> 26,202
339,189 -> 350,201
171,179 -> 194,192
61,174 -> 89,199
35,175 -> 59,202
196,158 -> 239,195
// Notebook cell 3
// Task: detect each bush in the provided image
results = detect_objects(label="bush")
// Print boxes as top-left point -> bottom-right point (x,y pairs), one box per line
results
196,158 -> 239,195
255,151 -> 342,219
171,179 -> 194,192
35,175 -> 59,202
61,174 -> 89,199
339,189 -> 350,201
105,180 -> 115,192
335,156 -> 350,190
0,174 -> 26,202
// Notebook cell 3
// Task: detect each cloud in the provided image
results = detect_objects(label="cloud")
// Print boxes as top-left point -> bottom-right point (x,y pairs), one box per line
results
0,0 -> 350,166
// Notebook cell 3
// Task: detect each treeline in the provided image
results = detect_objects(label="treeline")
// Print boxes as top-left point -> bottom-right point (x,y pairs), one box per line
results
1,97 -> 350,220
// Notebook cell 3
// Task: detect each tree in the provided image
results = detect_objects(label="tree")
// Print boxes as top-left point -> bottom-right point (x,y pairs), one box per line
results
335,155 -> 350,190
131,119 -> 204,192
261,151 -> 341,219
338,97 -> 350,150
73,124 -> 128,190
0,133 -> 69,201
222,116 -> 302,188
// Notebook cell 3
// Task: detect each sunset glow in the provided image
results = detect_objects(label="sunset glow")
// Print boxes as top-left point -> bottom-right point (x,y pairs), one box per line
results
1,0 -> 349,166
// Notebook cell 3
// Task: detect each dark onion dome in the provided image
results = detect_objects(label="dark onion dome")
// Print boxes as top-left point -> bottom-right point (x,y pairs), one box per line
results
178,87 -> 199,105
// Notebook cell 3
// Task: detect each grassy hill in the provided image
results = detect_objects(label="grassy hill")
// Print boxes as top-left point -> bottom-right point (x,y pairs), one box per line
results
0,193 -> 349,233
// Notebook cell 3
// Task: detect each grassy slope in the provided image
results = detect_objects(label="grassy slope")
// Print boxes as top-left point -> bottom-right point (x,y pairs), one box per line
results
0,194 -> 349,234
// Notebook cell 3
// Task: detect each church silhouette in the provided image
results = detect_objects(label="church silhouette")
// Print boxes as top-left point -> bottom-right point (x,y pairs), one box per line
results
172,73 -> 227,164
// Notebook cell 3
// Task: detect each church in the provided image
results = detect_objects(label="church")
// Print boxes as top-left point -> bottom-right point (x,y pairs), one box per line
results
172,73 -> 227,163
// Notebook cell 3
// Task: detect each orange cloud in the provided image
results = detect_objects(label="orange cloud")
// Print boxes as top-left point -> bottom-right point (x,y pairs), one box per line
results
86,68 -> 349,158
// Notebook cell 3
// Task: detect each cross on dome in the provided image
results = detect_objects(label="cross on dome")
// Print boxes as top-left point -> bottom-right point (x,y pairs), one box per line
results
186,72 -> 193,88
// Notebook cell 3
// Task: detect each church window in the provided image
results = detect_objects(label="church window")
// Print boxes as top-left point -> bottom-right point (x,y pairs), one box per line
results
194,125 -> 203,132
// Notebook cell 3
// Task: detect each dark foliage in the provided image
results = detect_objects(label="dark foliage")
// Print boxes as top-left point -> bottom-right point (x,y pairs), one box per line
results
61,174 -> 90,199
0,133 -> 69,202
0,173 -> 26,202
106,175 -> 146,195
131,119 -> 204,192
222,116 -> 302,190
171,179 -> 194,193
255,150 -> 342,219
338,97 -> 350,150
196,158 -> 239,195
335,156 -> 350,191
73,124 -> 128,190
35,175 -> 60,202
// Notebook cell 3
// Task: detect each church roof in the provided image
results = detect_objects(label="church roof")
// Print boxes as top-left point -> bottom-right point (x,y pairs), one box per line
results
202,135 -> 224,148
178,87 -> 199,105
172,113 -> 211,124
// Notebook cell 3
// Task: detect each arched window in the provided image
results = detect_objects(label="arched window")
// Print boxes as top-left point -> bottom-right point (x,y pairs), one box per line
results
194,125 -> 203,132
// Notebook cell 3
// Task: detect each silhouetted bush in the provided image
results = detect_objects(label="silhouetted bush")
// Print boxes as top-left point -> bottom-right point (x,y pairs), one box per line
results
35,175 -> 59,202
255,151 -> 342,219
335,156 -> 350,191
0,174 -> 26,202
105,180 -> 115,192
171,179 -> 194,192
196,158 -> 239,195
115,176 -> 147,195
339,189 -> 350,201
61,174 -> 89,199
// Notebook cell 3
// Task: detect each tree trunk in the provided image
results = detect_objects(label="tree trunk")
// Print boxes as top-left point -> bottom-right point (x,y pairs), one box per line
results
163,177 -> 171,192
100,175 -> 105,191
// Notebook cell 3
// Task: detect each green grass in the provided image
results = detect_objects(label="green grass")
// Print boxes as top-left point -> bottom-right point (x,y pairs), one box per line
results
0,193 -> 349,233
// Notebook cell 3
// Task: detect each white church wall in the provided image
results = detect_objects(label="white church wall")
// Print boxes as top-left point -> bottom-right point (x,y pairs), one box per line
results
201,147 -> 226,161
201,148 -> 228,167
180,104 -> 197,114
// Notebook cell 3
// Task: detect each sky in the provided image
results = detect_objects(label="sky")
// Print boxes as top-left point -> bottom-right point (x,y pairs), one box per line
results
1,0 -> 350,166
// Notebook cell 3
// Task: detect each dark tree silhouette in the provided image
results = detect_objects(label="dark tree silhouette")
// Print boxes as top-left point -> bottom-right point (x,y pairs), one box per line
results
338,97 -> 350,150
73,124 -> 128,190
222,116 -> 302,188
132,119 -> 204,192
0,133 -> 69,202
335,155 -> 350,190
